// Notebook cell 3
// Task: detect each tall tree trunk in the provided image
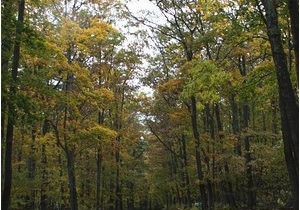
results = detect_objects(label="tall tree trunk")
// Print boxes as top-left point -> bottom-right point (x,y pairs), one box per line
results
96,147 -> 102,210
86,166 -> 92,209
2,0 -> 25,209
171,150 -> 182,206
261,1 -> 299,208
181,134 -> 192,208
239,55 -> 256,209
66,149 -> 78,210
271,98 -> 278,135
207,180 -> 214,210
190,96 -> 208,209
97,110 -> 104,210
230,95 -> 241,155
40,120 -> 49,210
242,103 -> 256,209
1,0 -> 15,147
127,182 -> 134,210
79,154 -> 85,208
40,128 -> 48,210
205,104 -> 214,210
215,104 -> 236,208
215,103 -> 222,132
101,165 -> 105,209
115,88 -> 125,210
26,127 -> 37,209
58,152 -> 65,209
115,141 -> 122,210
109,159 -> 115,210
18,128 -> 24,173
178,143 -> 187,206
287,0 -> 299,80
1,0 -> 15,78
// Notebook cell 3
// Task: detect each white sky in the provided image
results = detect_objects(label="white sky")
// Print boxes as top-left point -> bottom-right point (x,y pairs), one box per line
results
126,0 -> 159,14
116,0 -> 166,97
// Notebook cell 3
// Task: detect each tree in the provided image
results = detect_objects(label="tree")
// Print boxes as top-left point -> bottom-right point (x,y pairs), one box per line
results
260,1 -> 298,208
2,0 -> 25,209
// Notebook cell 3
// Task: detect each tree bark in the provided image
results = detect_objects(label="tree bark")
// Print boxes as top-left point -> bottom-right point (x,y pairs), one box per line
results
1,0 -> 15,146
96,110 -> 104,210
26,127 -> 37,209
242,103 -> 256,209
66,149 -> 78,210
215,103 -> 237,208
224,164 -> 236,208
1,0 -> 15,76
115,140 -> 123,210
230,95 -> 241,155
287,0 -> 299,80
261,1 -> 299,208
190,96 -> 208,209
127,182 -> 134,210
41,120 -> 49,210
271,98 -> 278,135
238,55 -> 256,209
114,88 -> 125,210
2,0 -> 25,209
109,162 -> 115,210
181,134 -> 192,208
96,147 -> 103,210
205,104 -> 214,210
101,165 -> 105,209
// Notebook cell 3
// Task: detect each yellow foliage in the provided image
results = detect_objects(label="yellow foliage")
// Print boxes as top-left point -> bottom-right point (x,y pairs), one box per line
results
78,18 -> 118,54
168,109 -> 188,125
59,18 -> 82,47
75,123 -> 117,142
229,68 -> 243,87
158,79 -> 183,93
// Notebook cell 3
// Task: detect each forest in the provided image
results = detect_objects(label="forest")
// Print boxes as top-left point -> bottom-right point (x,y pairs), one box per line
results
1,0 -> 299,210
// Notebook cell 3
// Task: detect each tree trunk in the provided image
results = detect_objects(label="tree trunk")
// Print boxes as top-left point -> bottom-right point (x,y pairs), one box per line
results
2,0 -> 25,209
115,142 -> 122,210
224,164 -> 236,207
97,110 -> 104,210
1,0 -> 15,146
1,0 -> 15,77
127,182 -> 134,210
242,104 -> 256,209
101,166 -> 105,209
58,152 -> 66,209
181,134 -> 192,208
205,104 -> 214,210
178,143 -> 187,206
271,98 -> 278,135
215,104 -> 237,208
207,180 -> 214,210
66,149 -> 78,210
190,96 -> 208,209
109,162 -> 115,210
26,127 -> 37,209
18,128 -> 24,173
40,145 -> 48,210
239,55 -> 256,209
215,103 -> 222,132
171,151 -> 182,206
262,1 -> 299,208
230,95 -> 241,155
96,147 -> 103,210
287,0 -> 299,80
40,120 -> 49,210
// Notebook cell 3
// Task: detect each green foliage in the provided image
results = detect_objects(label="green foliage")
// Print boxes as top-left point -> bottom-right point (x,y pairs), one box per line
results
181,60 -> 230,106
